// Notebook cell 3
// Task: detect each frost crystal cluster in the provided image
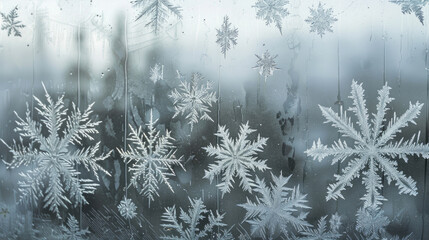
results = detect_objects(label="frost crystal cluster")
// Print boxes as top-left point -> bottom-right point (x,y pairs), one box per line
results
2,84 -> 110,218
252,0 -> 289,34
355,206 -> 389,239
299,215 -> 342,240
305,81 -> 429,208
118,110 -> 184,202
305,2 -> 337,37
0,5 -> 25,37
160,197 -> 233,240
253,50 -> 279,82
169,73 -> 217,131
216,15 -> 238,58
117,197 -> 137,220
204,122 -> 269,195
60,214 -> 90,240
150,63 -> 164,83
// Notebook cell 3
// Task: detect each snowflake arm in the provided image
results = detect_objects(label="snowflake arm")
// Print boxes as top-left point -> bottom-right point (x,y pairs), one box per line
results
389,0 -> 429,25
61,214 -> 90,240
299,215 -> 342,240
216,16 -> 238,58
133,0 -> 182,34
252,0 -> 289,34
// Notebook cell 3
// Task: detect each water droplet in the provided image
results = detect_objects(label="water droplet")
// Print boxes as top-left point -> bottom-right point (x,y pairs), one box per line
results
107,68 -> 110,72
69,72 -> 73,76
101,72 -> 104,78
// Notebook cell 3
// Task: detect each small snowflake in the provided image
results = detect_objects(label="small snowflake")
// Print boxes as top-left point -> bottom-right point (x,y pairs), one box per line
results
356,206 -> 389,239
117,110 -> 184,202
60,214 -> 90,240
216,15 -> 238,58
117,197 -> 137,220
238,172 -> 310,238
204,122 -> 269,195
169,72 -> 217,131
305,2 -> 337,37
305,81 -> 429,208
150,63 -> 164,83
253,50 -> 279,82
253,0 -> 289,34
1,6 -> 25,37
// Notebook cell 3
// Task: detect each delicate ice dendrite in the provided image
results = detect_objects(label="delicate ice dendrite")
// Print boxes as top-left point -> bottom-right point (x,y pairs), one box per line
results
238,173 -> 310,238
305,81 -> 429,208
216,15 -> 238,58
117,110 -> 184,202
305,2 -> 337,37
150,63 -> 164,83
117,197 -> 137,220
132,0 -> 182,34
161,197 -> 233,240
204,122 -> 269,195
253,50 -> 279,82
356,206 -> 389,239
60,214 -> 90,240
2,83 -> 111,218
252,0 -> 289,34
299,215 -> 342,240
0,5 -> 25,37
169,73 -> 217,131
389,0 -> 429,25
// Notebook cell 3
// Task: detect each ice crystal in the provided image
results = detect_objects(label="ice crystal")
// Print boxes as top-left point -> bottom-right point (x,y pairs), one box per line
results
238,173 -> 310,238
117,110 -> 184,202
390,0 -> 429,25
305,2 -> 337,37
150,63 -> 164,83
2,84 -> 111,218
117,197 -> 137,220
252,0 -> 289,34
132,0 -> 182,34
356,206 -> 389,240
216,15 -> 238,58
169,73 -> 217,131
60,214 -> 90,240
253,50 -> 279,82
1,6 -> 25,37
203,122 -> 269,195
299,215 -> 342,240
160,197 -> 232,240
305,81 -> 429,208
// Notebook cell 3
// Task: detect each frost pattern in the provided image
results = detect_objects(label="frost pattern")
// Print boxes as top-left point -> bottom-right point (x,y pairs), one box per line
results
160,197 -> 233,240
305,2 -> 337,37
60,214 -> 90,240
305,81 -> 429,208
355,206 -> 389,239
169,73 -> 217,131
390,0 -> 429,25
117,110 -> 184,202
117,197 -> 137,220
2,84 -> 111,218
299,215 -> 342,240
203,122 -> 269,195
216,15 -> 238,58
1,6 -> 25,37
150,63 -> 164,83
132,0 -> 182,34
253,50 -> 279,82
252,0 -> 289,34
238,173 -> 310,238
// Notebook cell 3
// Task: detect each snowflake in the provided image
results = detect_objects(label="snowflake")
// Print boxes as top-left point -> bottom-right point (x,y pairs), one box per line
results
253,50 -> 279,82
169,73 -> 217,131
117,110 -> 184,202
160,197 -> 233,240
305,81 -> 429,208
299,215 -> 342,240
238,173 -> 310,238
305,2 -> 337,37
216,15 -> 238,58
203,122 -> 269,195
150,63 -> 164,83
1,6 -> 25,37
132,0 -> 182,34
390,0 -> 429,25
329,213 -> 341,233
252,0 -> 289,34
117,197 -> 137,220
356,206 -> 389,239
60,214 -> 90,240
1,83 -> 111,218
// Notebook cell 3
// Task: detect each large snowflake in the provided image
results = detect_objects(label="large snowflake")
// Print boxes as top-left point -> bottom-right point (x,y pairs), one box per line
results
60,214 -> 90,240
252,0 -> 289,34
305,2 -> 337,37
203,122 -> 269,195
390,0 -> 429,25
238,173 -> 310,238
1,6 -> 25,37
305,81 -> 429,208
117,197 -> 137,220
216,15 -> 238,58
253,50 -> 279,82
160,197 -> 233,240
299,215 -> 342,240
2,84 -> 110,218
132,0 -> 182,34
169,73 -> 217,131
118,110 -> 184,202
